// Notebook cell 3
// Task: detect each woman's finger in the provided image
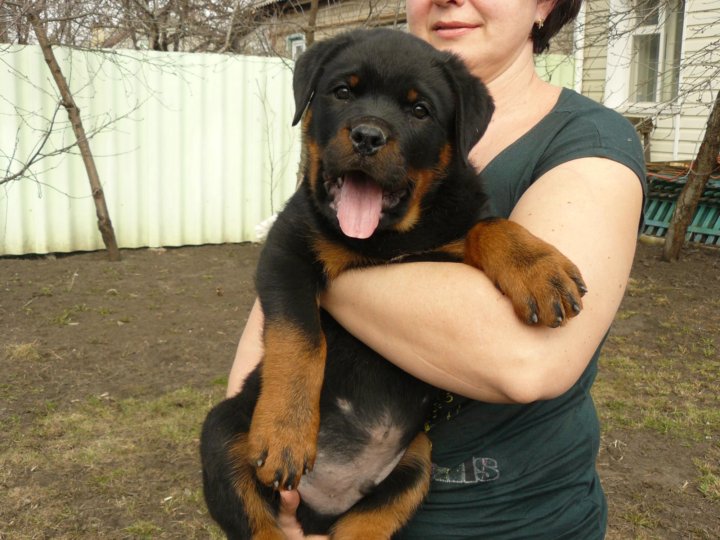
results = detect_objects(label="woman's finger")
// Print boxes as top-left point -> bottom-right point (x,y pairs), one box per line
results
278,490 -> 306,539
278,490 -> 330,540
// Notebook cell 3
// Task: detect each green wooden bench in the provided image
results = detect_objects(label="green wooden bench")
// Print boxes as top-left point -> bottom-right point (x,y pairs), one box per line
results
643,171 -> 720,246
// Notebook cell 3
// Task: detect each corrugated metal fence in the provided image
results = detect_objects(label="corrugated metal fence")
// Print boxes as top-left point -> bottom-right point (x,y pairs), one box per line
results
0,45 -> 300,256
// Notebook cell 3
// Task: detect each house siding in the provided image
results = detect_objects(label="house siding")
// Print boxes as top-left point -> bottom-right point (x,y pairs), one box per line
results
581,0 -> 610,103
260,0 -> 406,57
583,0 -> 719,163
668,0 -> 720,161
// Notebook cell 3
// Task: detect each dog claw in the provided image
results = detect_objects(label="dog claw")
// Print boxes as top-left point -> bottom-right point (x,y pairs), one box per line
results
575,279 -> 588,296
271,470 -> 286,490
527,299 -> 539,325
255,449 -> 268,468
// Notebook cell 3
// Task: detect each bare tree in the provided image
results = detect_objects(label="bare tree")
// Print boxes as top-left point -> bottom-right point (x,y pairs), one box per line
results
1,0 -> 275,259
305,0 -> 319,47
24,5 -> 121,260
1,0 -> 268,53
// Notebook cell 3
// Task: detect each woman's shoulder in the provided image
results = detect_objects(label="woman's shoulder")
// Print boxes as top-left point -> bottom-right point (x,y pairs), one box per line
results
552,88 -> 637,140
533,88 -> 646,182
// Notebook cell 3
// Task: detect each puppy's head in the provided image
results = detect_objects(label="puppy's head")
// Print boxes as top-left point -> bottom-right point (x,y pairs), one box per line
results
293,29 -> 494,239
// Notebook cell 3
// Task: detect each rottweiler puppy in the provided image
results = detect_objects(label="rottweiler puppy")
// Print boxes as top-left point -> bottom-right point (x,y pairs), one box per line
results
201,28 -> 586,539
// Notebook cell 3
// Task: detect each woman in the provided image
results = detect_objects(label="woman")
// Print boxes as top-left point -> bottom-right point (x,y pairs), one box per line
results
226,0 -> 646,537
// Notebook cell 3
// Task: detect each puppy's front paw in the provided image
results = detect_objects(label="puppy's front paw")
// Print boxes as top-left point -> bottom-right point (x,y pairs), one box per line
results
465,220 -> 587,327
248,399 -> 319,490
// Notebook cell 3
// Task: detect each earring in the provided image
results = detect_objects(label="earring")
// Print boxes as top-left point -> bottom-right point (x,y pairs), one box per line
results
536,18 -> 544,29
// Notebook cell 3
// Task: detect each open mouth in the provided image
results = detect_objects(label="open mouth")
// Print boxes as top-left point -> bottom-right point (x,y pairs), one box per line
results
324,172 -> 408,239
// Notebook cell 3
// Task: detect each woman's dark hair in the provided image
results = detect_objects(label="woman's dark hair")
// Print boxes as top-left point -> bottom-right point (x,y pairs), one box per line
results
531,0 -> 583,54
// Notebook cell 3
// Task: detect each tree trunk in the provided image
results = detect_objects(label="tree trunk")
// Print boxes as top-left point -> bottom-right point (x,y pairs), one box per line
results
28,12 -> 122,262
662,88 -> 720,261
305,0 -> 320,47
295,0 -> 320,187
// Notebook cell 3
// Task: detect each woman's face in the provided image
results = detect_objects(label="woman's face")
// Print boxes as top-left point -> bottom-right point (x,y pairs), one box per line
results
407,0 -> 551,80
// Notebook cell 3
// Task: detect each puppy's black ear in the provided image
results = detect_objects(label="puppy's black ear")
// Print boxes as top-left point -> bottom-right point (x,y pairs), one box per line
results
292,32 -> 355,126
440,54 -> 495,168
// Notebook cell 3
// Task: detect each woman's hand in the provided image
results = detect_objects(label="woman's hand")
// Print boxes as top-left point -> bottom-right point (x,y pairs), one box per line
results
278,490 -> 329,540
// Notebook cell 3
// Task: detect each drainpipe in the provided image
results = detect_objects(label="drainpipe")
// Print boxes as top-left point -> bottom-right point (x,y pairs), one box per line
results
574,2 -> 586,93
672,2 -> 690,160
672,111 -> 681,161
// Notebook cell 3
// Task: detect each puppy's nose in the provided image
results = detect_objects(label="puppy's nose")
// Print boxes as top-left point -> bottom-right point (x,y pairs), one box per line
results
350,124 -> 387,156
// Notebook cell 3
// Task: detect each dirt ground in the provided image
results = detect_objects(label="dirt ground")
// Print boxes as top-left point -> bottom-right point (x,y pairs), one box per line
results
1,240 -> 718,539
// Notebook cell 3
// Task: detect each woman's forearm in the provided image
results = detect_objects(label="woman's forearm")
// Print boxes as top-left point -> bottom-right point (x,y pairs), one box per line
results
321,261 -> 569,403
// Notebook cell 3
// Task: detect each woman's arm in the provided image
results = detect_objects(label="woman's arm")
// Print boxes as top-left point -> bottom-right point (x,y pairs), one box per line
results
321,157 -> 643,403
226,298 -> 264,397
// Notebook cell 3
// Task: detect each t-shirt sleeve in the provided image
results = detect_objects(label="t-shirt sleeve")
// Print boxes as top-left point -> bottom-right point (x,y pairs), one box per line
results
535,108 -> 647,197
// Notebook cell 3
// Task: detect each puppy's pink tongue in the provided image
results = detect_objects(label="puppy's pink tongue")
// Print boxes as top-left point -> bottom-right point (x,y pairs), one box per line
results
337,173 -> 383,239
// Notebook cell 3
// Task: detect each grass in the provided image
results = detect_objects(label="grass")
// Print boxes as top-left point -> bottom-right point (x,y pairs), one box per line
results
598,269 -> 720,434
50,303 -> 90,326
1,386 -> 226,539
596,349 -> 720,442
4,342 -> 42,362
592,265 -> 720,536
695,444 -> 720,501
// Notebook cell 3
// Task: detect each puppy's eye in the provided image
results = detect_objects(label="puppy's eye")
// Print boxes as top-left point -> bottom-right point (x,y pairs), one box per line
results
334,85 -> 351,100
412,103 -> 430,119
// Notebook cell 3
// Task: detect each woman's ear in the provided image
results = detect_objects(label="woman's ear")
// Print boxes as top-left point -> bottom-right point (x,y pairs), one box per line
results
536,0 -> 559,22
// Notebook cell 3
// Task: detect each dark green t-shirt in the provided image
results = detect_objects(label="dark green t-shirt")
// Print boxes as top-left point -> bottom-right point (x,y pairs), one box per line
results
398,88 -> 646,539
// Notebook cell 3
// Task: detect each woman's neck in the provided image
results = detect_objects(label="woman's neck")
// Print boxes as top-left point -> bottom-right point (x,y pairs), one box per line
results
469,45 -> 562,172
481,42 -> 551,119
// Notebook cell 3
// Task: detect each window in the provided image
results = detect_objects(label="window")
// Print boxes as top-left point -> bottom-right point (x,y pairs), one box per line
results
628,0 -> 685,103
288,33 -> 306,60
604,0 -> 685,109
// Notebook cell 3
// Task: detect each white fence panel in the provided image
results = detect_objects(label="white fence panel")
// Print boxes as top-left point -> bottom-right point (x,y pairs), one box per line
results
0,45 -> 300,256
